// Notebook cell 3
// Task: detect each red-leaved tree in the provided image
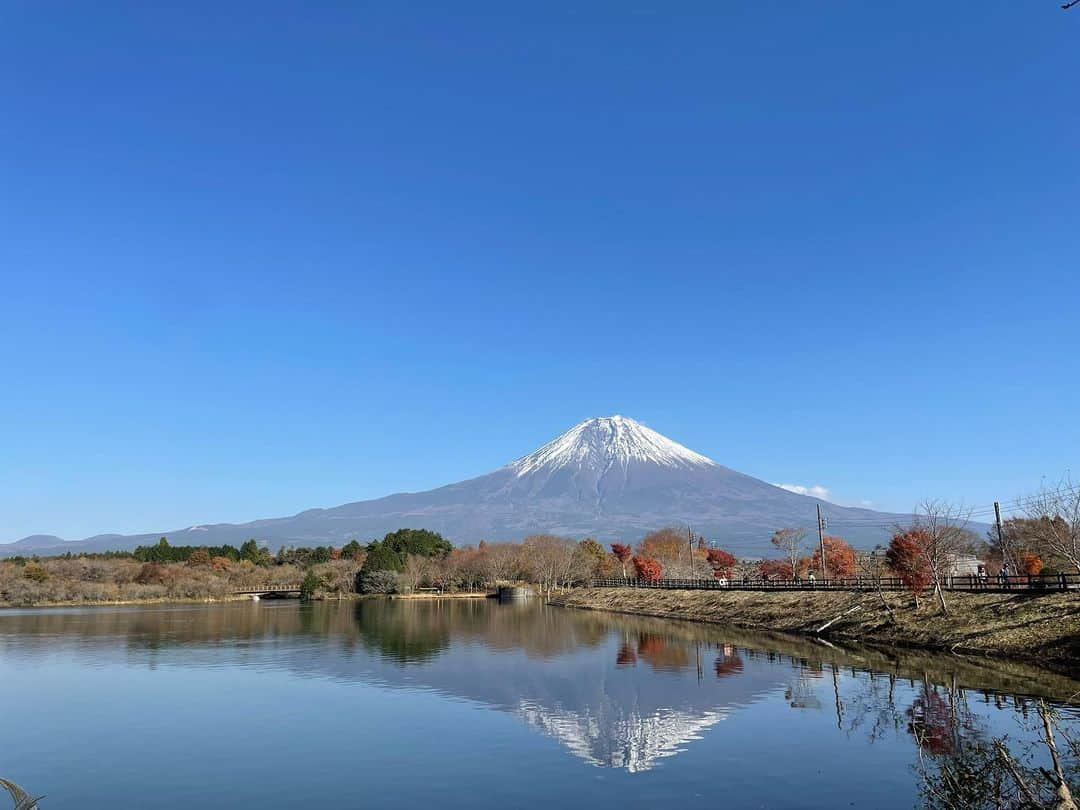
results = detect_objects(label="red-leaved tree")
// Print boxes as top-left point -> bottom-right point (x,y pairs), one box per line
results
808,536 -> 857,579
1020,552 -> 1043,576
611,543 -> 632,578
632,555 -> 663,582
758,559 -> 793,581
886,530 -> 933,608
706,548 -> 736,580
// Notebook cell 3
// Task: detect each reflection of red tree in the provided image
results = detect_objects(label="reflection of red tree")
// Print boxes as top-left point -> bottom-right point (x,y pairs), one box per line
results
713,652 -> 744,678
637,634 -> 665,657
636,634 -> 690,671
907,685 -> 955,756
616,642 -> 637,667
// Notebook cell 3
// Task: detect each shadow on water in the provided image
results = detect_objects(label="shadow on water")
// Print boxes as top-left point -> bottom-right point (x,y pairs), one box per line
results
1,598 -> 1077,807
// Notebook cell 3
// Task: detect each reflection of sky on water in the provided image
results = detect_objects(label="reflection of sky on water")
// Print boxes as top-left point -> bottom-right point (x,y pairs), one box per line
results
0,600 -> 1076,809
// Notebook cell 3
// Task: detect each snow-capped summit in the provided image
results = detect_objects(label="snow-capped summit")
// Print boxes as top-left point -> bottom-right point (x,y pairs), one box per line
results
510,415 -> 715,477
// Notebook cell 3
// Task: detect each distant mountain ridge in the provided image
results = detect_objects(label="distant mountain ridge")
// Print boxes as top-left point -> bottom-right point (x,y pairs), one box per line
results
3,416 -> 936,555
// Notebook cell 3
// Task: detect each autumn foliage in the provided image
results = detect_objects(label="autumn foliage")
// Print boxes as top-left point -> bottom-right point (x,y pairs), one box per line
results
758,559 -> 795,581
632,555 -> 663,581
886,530 -> 933,597
907,685 -> 956,756
705,548 -> 736,579
636,528 -> 685,566
1020,553 -> 1043,576
611,543 -> 632,576
808,536 -> 857,578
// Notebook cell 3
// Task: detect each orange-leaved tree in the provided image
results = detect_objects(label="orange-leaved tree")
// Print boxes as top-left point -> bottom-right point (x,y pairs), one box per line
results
632,555 -> 663,582
611,543 -> 632,578
1020,552 -> 1043,576
886,530 -> 933,608
637,528 -> 686,572
808,536 -> 857,579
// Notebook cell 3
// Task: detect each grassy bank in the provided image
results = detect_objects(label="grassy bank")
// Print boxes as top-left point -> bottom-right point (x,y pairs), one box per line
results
551,587 -> 1080,666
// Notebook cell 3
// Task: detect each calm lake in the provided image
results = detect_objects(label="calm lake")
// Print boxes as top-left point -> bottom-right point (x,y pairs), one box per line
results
1,598 -> 1077,809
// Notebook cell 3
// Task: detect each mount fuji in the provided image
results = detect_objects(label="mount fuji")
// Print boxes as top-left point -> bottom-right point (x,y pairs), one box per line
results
4,415 -> 910,555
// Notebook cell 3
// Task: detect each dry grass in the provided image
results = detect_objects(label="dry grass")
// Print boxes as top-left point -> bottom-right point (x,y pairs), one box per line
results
552,587 -> 1080,667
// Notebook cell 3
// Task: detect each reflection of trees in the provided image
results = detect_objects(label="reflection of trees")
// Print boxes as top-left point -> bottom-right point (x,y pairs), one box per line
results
907,683 -> 957,757
912,699 -> 1079,810
785,674 -> 823,710
833,666 -> 1080,809
845,672 -> 903,744
713,648 -> 743,679
615,642 -> 637,667
610,635 -> 745,679
352,600 -> 451,664
635,634 -> 691,671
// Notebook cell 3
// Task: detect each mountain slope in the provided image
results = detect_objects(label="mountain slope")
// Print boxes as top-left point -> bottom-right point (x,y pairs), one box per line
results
3,416 -> 925,555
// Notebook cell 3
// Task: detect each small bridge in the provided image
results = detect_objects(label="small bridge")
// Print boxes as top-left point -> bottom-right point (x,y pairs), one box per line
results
232,583 -> 302,599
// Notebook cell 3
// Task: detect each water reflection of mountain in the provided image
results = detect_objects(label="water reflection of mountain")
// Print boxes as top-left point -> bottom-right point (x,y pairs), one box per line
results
0,601 -> 783,771
313,601 -> 787,772
2,600 -> 1078,773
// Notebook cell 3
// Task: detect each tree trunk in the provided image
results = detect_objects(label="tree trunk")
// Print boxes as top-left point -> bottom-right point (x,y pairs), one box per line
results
935,580 -> 949,616
875,583 -> 897,623
1040,701 -> 1078,810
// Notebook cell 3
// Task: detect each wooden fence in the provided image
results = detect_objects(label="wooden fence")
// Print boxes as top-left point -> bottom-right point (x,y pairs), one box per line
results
590,573 -> 1079,593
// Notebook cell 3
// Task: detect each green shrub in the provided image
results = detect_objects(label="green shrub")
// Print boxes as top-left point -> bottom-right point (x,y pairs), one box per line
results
300,571 -> 321,601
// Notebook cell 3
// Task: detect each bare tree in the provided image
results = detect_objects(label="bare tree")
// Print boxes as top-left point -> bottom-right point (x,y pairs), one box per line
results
401,553 -> 432,591
479,542 -> 522,585
522,534 -> 576,595
771,527 -> 809,580
857,546 -> 897,622
1024,477 -> 1080,576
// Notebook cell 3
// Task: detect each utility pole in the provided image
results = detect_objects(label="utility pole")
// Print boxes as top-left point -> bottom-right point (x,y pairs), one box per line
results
994,501 -> 1009,569
688,525 -> 695,579
817,504 -> 827,580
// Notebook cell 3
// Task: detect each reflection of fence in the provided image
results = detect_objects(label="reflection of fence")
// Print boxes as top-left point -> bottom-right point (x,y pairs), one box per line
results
590,574 -> 1079,593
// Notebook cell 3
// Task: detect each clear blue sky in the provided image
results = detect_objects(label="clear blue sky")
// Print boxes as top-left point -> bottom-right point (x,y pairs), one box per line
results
2,2 -> 1077,541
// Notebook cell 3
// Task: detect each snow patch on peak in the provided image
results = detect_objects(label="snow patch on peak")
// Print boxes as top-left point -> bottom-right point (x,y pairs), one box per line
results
509,415 -> 715,477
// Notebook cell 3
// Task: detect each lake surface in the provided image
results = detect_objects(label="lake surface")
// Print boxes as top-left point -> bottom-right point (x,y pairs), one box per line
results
1,598 -> 1077,809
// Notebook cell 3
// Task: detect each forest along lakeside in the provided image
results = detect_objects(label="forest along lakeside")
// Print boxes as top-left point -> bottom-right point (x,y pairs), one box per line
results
2,511 -> 1079,669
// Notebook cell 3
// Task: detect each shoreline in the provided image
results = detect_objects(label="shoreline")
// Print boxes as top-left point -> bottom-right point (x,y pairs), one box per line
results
389,591 -> 492,600
549,587 -> 1080,671
0,591 -> 502,611
0,593 -> 371,611
0,594 -> 261,610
